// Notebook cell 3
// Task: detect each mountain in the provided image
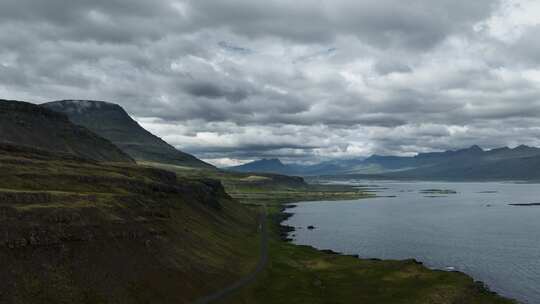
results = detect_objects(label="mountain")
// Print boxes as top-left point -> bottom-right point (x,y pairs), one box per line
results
356,145 -> 489,173
330,145 -> 540,181
227,158 -> 369,176
386,145 -> 540,180
0,99 -> 133,162
231,145 -> 540,180
42,100 -> 213,169
227,158 -> 295,174
360,155 -> 418,172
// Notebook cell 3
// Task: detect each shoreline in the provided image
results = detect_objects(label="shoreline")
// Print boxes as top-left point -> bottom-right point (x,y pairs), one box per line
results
276,201 -> 518,304
275,204 -> 296,242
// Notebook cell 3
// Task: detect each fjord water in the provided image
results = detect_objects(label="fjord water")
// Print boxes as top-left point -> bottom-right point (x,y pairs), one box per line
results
284,181 -> 540,303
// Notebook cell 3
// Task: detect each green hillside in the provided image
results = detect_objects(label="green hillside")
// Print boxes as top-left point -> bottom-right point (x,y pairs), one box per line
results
144,162 -> 515,304
0,99 -> 133,163
0,143 -> 258,303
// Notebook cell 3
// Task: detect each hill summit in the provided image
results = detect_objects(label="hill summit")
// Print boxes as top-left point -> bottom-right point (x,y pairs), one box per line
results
0,99 -> 133,162
227,145 -> 540,180
43,100 -> 213,169
227,158 -> 293,174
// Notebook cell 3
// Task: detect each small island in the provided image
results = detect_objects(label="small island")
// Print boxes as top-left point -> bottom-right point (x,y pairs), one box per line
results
420,189 -> 458,195
509,203 -> 540,206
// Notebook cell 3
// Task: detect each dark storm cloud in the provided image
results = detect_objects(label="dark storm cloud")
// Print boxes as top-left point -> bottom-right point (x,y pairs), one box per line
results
187,0 -> 500,49
2,0 -> 540,165
374,61 -> 413,75
218,41 -> 253,55
187,142 -> 319,154
294,48 -> 338,63
0,0 -> 183,43
183,82 -> 249,102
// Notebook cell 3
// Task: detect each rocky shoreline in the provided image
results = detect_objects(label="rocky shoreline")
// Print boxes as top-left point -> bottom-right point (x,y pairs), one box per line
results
275,204 -> 296,242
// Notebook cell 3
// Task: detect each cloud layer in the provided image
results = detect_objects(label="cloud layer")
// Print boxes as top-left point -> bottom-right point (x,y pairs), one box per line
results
1,0 -> 540,166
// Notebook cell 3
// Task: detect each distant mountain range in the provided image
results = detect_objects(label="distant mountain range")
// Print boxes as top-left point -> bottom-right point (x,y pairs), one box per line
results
42,100 -> 213,169
227,145 -> 540,180
0,99 -> 134,163
227,158 -> 366,176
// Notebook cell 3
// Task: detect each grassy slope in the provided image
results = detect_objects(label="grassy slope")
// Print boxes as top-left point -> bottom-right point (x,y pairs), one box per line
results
141,162 -> 368,205
2,147 -> 513,304
221,217 -> 515,304
0,99 -> 133,163
42,100 -> 214,169
0,146 -> 259,304
146,162 -> 516,304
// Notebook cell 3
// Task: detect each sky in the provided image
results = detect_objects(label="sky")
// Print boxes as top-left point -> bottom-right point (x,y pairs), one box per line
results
1,0 -> 540,166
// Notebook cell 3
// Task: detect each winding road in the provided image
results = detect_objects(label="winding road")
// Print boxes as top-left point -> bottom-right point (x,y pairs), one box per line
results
193,205 -> 269,304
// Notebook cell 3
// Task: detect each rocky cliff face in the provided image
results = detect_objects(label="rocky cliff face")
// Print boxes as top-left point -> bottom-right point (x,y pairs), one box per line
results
43,100 -> 214,169
0,99 -> 133,163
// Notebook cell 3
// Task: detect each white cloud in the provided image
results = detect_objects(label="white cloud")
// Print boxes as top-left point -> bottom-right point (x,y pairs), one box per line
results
3,0 -> 540,163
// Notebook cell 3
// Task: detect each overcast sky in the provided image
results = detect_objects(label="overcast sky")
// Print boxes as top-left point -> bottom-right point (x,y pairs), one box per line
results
2,0 -> 540,166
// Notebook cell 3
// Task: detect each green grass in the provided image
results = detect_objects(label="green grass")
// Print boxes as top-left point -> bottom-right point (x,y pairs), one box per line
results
1,147 -> 515,304
140,161 -> 371,206
0,148 -> 261,303
145,162 -> 516,304
219,207 -> 515,304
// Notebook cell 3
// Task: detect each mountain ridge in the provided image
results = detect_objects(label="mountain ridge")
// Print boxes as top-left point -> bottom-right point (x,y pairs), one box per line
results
42,100 -> 214,169
228,145 -> 540,180
227,158 -> 291,174
0,99 -> 134,163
